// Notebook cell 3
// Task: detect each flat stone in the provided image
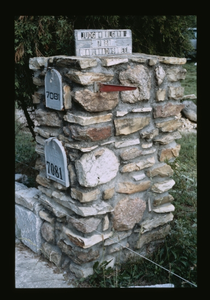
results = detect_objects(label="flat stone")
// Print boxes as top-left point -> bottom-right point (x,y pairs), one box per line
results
153,194 -> 174,207
136,224 -> 171,249
63,85 -> 72,109
38,185 -> 53,198
151,179 -> 175,193
155,119 -> 182,132
68,217 -> 101,233
29,57 -> 49,70
64,112 -> 112,126
15,204 -> 43,253
119,65 -> 151,102
117,180 -> 151,194
35,109 -> 62,127
15,182 -> 28,191
153,102 -> 185,118
146,163 -> 174,178
115,138 -> 140,149
70,188 -> 100,203
153,131 -> 182,144
156,89 -> 166,102
70,125 -> 112,142
65,143 -> 99,153
153,203 -> 175,213
41,222 -> 54,243
155,65 -> 166,85
158,56 -> 186,65
75,148 -> 119,187
159,144 -> 181,162
62,226 -> 113,248
112,197 -> 146,231
103,215 -> 109,231
35,135 -> 46,145
140,212 -> 174,233
41,242 -> 62,267
39,210 -> 55,224
132,173 -> 146,181
141,148 -> 156,155
52,56 -> 98,69
74,89 -> 119,112
141,142 -> 153,149
121,156 -> 155,173
100,57 -> 128,66
116,111 -> 129,117
181,94 -> 196,100
131,107 -> 152,113
140,128 -> 159,140
70,262 -> 93,278
36,174 -> 51,188
34,127 -> 50,138
15,187 -> 42,213
167,67 -> 186,81
103,187 -> 115,200
58,240 -> 99,265
181,100 -> 197,122
168,86 -> 184,100
35,144 -> 44,155
65,70 -> 113,85
148,58 -> 159,66
104,230 -> 132,246
114,116 -> 150,135
120,147 -> 142,161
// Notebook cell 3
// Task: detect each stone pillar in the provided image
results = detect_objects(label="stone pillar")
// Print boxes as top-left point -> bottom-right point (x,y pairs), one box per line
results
29,53 -> 186,277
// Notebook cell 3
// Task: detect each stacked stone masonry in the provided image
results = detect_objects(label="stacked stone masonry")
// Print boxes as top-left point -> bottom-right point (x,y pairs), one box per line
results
16,52 -> 186,278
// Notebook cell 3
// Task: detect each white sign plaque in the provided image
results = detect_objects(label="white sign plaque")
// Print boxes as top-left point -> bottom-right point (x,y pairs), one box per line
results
74,29 -> 132,57
45,69 -> 63,110
44,138 -> 70,187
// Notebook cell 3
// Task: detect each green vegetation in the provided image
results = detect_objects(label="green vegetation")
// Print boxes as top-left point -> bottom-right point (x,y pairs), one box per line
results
15,119 -> 38,187
181,62 -> 197,104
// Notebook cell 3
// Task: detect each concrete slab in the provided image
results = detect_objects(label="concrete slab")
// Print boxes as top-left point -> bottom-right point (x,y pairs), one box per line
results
15,240 -> 76,288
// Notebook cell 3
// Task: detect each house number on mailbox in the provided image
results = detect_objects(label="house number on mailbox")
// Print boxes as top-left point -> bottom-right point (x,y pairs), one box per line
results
45,68 -> 63,110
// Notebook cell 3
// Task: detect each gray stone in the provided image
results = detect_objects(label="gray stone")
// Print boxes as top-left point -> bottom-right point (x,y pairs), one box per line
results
120,147 -> 142,161
156,89 -> 166,101
131,107 -> 152,113
114,116 -> 150,136
41,242 -> 62,267
153,131 -> 182,144
153,194 -> 174,207
103,187 -> 115,200
139,213 -> 174,233
181,100 -> 197,122
15,186 -> 42,213
132,173 -> 146,181
168,86 -> 184,100
35,109 -> 62,127
74,89 -> 119,112
34,127 -> 50,138
39,210 -> 55,224
146,163 -> 174,178
136,224 -> 171,249
151,179 -> 175,193
64,112 -> 112,126
141,142 -> 153,148
70,262 -> 94,278
167,67 -> 186,82
121,156 -> 155,173
158,144 -> 181,162
62,226 -> 113,248
115,138 -> 140,149
141,148 -> 156,155
70,124 -> 112,142
140,128 -> 159,140
75,148 -> 119,187
29,57 -> 49,70
119,65 -> 151,102
52,55 -> 98,69
155,119 -> 182,132
153,102 -> 185,118
68,217 -> 101,233
101,57 -> 128,66
15,181 -> 28,191
15,204 -> 43,253
104,230 -> 132,246
155,65 -> 166,85
41,222 -> 55,243
65,70 -> 113,85
153,203 -> 175,213
113,197 -> 146,231
103,215 -> 109,231
15,174 -> 28,184
70,188 -> 100,203
181,94 -> 196,100
36,174 -> 51,188
117,180 -> 151,194
63,85 -> 72,109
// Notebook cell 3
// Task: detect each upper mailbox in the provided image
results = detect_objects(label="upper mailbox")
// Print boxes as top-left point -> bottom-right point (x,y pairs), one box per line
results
45,68 -> 63,110
74,29 -> 132,57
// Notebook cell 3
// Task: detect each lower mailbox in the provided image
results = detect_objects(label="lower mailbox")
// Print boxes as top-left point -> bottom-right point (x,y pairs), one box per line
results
44,138 -> 70,187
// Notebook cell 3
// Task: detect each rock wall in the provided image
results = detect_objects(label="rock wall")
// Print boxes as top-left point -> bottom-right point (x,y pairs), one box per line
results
16,53 -> 187,278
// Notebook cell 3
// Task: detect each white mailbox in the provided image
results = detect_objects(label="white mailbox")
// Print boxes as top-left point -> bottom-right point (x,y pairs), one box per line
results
45,68 -> 63,110
44,138 -> 70,187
